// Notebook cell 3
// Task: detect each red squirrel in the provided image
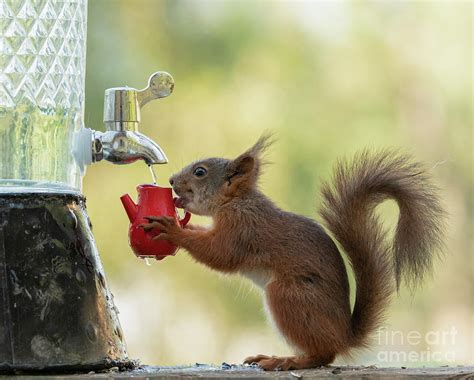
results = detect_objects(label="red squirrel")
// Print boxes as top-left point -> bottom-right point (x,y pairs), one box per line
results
141,135 -> 446,371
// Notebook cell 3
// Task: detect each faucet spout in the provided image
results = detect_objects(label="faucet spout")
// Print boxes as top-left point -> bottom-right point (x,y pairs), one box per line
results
131,132 -> 168,165
92,130 -> 168,165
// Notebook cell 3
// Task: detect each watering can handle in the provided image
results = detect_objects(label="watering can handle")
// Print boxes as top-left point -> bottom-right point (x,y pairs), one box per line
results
179,211 -> 191,228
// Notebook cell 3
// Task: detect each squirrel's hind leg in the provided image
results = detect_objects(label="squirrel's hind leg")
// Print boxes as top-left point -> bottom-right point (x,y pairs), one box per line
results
258,278 -> 349,369
243,354 -> 334,371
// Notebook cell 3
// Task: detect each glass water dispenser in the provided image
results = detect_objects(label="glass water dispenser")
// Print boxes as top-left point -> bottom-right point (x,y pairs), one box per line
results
0,0 -> 173,371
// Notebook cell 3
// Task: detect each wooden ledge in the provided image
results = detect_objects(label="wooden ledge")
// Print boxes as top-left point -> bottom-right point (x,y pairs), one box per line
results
5,364 -> 473,379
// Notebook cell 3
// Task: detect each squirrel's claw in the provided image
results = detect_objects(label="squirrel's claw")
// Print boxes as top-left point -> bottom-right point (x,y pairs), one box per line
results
139,221 -> 161,231
244,354 -> 272,365
144,216 -> 177,226
144,216 -> 162,222
152,233 -> 170,241
245,355 -> 293,371
244,354 -> 327,371
141,216 -> 178,232
141,216 -> 182,244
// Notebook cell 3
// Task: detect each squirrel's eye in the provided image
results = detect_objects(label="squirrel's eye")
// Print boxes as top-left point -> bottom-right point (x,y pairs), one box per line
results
193,167 -> 207,177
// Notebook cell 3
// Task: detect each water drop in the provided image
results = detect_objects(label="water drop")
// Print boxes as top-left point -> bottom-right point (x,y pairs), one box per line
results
144,258 -> 151,266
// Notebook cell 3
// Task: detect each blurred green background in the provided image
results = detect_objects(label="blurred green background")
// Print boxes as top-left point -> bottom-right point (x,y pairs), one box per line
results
83,0 -> 473,367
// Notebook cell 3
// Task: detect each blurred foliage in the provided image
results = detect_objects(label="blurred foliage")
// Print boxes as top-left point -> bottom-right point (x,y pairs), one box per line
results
83,0 -> 472,367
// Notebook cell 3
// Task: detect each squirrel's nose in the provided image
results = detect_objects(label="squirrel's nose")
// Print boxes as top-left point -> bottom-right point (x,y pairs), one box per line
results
169,177 -> 174,186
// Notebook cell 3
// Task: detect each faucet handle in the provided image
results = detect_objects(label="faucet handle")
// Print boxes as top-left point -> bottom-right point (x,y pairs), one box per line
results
137,71 -> 175,108
103,71 -> 174,131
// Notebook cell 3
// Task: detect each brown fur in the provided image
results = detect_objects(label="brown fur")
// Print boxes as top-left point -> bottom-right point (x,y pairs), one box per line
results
141,135 -> 446,371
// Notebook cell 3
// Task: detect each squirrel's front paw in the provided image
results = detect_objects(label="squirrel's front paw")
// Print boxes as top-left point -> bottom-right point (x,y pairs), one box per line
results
140,216 -> 184,244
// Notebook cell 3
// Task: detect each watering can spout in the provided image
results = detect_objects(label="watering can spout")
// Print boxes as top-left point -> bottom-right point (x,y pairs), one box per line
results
120,194 -> 138,222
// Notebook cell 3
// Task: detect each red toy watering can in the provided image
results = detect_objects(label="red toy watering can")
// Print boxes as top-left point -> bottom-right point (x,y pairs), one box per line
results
120,185 -> 191,260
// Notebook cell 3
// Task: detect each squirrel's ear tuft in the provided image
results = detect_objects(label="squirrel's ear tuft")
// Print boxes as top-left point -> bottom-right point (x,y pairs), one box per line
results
226,132 -> 275,190
247,132 -> 275,157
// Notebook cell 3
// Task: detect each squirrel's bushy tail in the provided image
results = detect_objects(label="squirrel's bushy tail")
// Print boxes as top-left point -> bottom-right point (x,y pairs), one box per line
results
319,150 -> 446,348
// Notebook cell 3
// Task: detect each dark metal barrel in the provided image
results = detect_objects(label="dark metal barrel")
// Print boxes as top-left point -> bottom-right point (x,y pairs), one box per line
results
0,194 -> 132,372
